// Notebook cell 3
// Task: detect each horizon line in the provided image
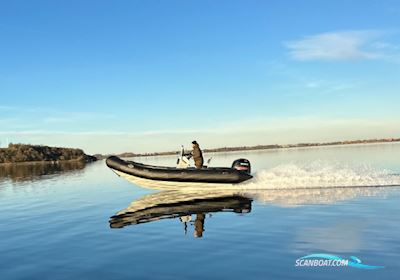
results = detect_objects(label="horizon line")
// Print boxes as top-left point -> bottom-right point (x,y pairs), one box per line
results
99,137 -> 400,157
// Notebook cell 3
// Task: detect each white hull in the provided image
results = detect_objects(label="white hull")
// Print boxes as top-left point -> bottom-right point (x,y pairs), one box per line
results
113,169 -> 239,190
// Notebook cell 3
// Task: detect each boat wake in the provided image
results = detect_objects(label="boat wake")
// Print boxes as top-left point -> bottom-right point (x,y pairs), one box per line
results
109,162 -> 400,217
242,161 -> 400,190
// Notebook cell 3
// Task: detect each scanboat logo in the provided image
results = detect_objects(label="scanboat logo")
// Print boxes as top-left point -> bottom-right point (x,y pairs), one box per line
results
295,254 -> 384,269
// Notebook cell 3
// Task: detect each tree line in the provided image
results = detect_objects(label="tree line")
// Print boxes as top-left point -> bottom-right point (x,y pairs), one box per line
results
0,144 -> 97,164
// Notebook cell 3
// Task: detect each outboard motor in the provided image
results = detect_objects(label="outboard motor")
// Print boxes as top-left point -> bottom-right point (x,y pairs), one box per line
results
231,159 -> 251,174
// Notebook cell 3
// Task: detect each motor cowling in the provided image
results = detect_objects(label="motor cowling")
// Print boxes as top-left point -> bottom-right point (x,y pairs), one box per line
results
231,158 -> 251,174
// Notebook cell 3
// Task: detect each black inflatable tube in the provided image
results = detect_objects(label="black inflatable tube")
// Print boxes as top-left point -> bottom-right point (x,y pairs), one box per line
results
106,156 -> 253,184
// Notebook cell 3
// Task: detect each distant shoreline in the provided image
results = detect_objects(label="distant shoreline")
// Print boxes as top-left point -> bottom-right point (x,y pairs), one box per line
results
0,144 -> 97,165
99,137 -> 400,158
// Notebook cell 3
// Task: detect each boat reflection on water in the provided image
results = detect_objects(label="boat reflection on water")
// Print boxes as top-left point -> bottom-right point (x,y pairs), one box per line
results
109,190 -> 252,237
109,184 -> 394,237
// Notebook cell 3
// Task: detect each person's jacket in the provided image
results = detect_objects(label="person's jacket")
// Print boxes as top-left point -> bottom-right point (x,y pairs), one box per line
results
192,144 -> 204,168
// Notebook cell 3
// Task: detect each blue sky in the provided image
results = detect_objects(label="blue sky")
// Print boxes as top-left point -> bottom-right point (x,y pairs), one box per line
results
1,0 -> 400,154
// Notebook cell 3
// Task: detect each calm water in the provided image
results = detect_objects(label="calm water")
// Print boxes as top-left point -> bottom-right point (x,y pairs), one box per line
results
1,143 -> 400,280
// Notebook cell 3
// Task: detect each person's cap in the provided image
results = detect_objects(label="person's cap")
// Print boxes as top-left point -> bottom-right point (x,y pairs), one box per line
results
192,141 -> 198,145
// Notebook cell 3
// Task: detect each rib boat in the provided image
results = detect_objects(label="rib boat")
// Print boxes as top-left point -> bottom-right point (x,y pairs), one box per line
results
106,155 -> 253,189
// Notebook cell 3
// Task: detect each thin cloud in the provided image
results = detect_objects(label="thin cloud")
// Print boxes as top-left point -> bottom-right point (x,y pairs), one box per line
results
1,117 -> 399,154
43,117 -> 74,124
1,117 -> 397,136
285,30 -> 385,61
